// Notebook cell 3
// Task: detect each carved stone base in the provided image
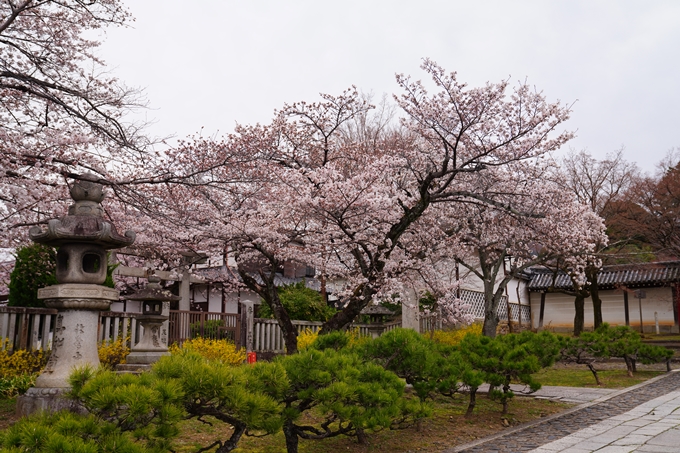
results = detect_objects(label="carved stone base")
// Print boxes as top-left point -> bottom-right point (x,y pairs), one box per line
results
125,350 -> 169,364
34,309 -> 103,388
116,363 -> 152,373
16,387 -> 84,417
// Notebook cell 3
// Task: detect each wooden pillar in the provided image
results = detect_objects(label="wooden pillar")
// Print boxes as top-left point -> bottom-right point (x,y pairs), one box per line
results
672,284 -> 679,333
624,290 -> 630,326
538,292 -> 546,329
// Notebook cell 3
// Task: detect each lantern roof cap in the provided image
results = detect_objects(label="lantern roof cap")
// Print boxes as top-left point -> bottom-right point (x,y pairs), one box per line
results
29,173 -> 135,249
126,275 -> 180,302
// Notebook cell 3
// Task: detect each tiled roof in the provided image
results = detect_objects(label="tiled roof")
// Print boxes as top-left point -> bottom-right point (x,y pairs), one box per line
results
527,261 -> 680,291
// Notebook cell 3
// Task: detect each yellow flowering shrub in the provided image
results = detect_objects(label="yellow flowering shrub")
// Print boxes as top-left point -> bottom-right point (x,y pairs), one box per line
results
98,337 -> 130,368
296,328 -> 319,350
169,337 -> 246,365
430,323 -> 483,346
0,341 -> 48,378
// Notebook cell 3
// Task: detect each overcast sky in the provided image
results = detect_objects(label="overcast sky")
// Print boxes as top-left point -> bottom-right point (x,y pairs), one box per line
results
98,0 -> 680,173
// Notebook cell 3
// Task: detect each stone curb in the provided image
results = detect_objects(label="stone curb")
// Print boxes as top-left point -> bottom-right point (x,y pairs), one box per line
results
444,370 -> 680,453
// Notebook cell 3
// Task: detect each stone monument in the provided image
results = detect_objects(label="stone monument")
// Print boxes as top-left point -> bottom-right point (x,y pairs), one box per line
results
117,274 -> 178,372
17,174 -> 135,416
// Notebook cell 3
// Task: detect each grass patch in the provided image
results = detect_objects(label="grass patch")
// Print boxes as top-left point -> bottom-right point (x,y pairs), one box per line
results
0,397 -> 16,431
172,394 -> 572,453
532,367 -> 664,388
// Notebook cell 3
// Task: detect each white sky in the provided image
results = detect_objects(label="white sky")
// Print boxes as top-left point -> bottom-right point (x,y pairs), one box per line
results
99,0 -> 680,173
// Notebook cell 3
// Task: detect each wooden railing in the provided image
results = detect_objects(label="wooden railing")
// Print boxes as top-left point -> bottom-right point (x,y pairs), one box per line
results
0,306 -> 57,352
251,318 -> 395,353
99,311 -> 140,346
168,310 -> 240,347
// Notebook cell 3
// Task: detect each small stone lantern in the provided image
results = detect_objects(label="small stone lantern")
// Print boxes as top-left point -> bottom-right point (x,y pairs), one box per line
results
17,174 -> 135,415
120,274 -> 179,370
360,305 -> 395,339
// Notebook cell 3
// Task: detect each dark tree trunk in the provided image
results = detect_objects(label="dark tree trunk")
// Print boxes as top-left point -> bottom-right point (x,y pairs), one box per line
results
283,420 -> 299,453
321,284 -> 375,333
215,422 -> 246,452
239,266 -> 298,354
501,382 -> 511,415
586,362 -> 601,386
465,388 -> 478,417
589,268 -> 603,329
482,313 -> 499,338
482,286 -> 503,338
356,428 -> 369,445
623,355 -> 634,377
263,281 -> 298,355
574,295 -> 585,336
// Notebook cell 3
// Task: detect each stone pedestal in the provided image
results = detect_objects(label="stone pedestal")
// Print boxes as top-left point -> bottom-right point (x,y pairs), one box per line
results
125,315 -> 170,365
16,284 -> 117,416
401,288 -> 420,332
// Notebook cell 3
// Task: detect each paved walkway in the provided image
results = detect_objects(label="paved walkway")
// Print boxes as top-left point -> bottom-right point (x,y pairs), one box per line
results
447,370 -> 680,453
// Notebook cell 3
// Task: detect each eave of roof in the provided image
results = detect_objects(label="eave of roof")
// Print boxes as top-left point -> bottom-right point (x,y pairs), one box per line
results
527,261 -> 680,292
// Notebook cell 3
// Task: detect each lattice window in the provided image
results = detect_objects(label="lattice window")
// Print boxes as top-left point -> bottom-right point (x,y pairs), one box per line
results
460,289 -> 530,323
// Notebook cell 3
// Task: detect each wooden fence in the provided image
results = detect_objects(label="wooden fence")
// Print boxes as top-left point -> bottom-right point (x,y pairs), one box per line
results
168,310 -> 240,347
251,318 -> 401,354
0,306 -> 57,352
1,288 -> 531,355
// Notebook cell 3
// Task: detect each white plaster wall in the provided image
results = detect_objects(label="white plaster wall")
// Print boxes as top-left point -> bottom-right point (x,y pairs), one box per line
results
531,287 -> 677,333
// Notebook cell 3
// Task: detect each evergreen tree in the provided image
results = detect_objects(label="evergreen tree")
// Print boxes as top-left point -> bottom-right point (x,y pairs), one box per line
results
8,244 -> 57,308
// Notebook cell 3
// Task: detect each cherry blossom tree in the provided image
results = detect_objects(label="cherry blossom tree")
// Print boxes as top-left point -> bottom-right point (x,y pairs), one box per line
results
0,0 -> 148,251
556,150 -> 640,330
443,162 -> 607,337
133,60 -> 575,351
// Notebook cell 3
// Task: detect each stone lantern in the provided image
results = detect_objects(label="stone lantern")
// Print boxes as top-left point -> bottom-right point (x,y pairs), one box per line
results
119,274 -> 179,371
360,305 -> 395,339
17,174 -> 135,415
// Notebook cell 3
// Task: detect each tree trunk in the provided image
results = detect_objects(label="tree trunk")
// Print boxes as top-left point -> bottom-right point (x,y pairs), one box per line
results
482,292 -> 502,338
501,382 -> 510,415
264,282 -> 298,354
623,355 -> 635,377
465,388 -> 478,417
356,428 -> 369,445
589,268 -> 603,329
321,284 -> 375,333
586,362 -> 601,386
574,295 -> 585,336
283,420 -> 299,453
238,266 -> 298,354
215,422 -> 246,452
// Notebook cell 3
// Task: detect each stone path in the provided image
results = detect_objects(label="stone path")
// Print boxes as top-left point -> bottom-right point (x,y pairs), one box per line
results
476,384 -> 616,404
447,371 -> 680,453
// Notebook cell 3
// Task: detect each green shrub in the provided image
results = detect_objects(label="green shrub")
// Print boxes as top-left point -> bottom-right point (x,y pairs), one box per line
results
189,318 -> 225,338
258,281 -> 336,322
8,243 -> 57,308
0,373 -> 37,398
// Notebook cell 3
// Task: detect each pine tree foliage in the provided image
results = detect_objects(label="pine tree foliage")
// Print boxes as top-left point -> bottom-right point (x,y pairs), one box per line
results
68,367 -> 184,452
152,351 -> 286,452
0,410 -> 156,452
458,331 -> 560,414
351,328 -> 464,402
276,348 -> 429,453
